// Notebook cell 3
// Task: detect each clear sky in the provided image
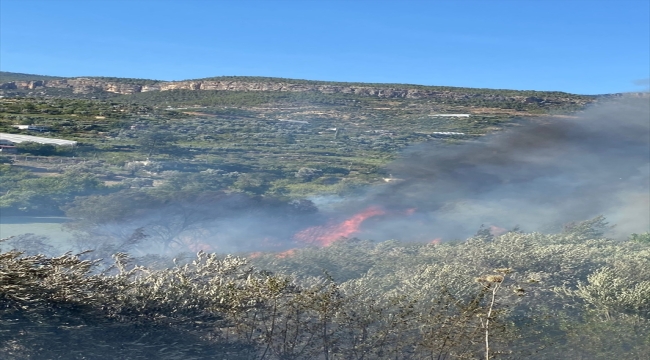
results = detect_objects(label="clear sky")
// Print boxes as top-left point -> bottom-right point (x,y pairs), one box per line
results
1,0 -> 648,94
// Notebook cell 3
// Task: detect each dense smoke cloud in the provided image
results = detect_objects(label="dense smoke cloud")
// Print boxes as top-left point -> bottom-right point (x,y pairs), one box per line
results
346,95 -> 650,241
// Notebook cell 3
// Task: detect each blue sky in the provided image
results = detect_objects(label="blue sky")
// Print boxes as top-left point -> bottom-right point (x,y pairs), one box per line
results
1,0 -> 648,94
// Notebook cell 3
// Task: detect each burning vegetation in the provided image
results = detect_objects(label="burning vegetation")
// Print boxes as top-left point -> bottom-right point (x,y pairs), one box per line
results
0,95 -> 648,359
293,206 -> 386,246
2,224 -> 650,359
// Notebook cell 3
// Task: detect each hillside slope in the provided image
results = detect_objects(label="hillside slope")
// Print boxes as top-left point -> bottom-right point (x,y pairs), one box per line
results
0,72 -> 595,111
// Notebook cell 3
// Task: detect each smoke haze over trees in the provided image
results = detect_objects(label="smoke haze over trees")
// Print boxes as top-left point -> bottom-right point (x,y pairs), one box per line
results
0,72 -> 648,359
2,223 -> 650,359
352,97 -> 650,241
1,0 -> 648,355
34,96 -> 644,255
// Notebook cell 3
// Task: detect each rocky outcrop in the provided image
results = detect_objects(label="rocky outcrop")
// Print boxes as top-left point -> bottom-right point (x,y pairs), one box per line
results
0,77 -> 592,105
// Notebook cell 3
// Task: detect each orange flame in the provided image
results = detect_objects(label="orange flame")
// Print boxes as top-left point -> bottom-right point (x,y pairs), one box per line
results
489,225 -> 507,236
183,239 -> 213,252
276,249 -> 297,258
294,206 -> 385,246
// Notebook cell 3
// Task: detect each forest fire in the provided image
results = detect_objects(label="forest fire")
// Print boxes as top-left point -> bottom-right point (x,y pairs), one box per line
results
183,238 -> 213,252
276,249 -> 297,258
293,206 -> 386,246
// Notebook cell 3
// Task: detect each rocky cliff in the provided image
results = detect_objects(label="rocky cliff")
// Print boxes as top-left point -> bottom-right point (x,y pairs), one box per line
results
0,77 -> 594,106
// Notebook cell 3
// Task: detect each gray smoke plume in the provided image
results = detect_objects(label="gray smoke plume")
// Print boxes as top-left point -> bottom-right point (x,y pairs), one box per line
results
345,95 -> 650,241
62,96 -> 649,255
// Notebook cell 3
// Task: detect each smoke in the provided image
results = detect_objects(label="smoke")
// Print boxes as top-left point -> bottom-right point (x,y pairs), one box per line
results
634,78 -> 650,92
69,193 -> 324,255
342,95 -> 650,241
63,96 -> 649,255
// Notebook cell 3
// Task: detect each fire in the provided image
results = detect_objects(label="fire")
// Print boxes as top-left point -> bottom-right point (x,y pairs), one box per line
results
276,249 -> 297,258
489,225 -> 507,236
175,231 -> 214,253
294,206 -> 386,246
183,238 -> 213,252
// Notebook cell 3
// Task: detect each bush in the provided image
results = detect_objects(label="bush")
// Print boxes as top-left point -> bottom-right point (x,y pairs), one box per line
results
15,141 -> 73,156
16,141 -> 56,156
2,227 -> 650,359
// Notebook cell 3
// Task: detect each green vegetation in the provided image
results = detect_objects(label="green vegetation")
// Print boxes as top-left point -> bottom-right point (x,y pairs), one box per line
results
0,74 -> 600,217
0,71 -> 64,82
115,87 -> 589,113
14,142 -> 73,156
0,164 -> 110,215
0,74 -> 645,359
0,94 -> 513,215
2,221 -> 649,359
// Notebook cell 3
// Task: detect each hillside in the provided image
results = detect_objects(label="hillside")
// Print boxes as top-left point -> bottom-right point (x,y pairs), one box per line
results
1,73 -> 648,359
0,71 -> 594,111
0,72 -> 619,218
0,71 -> 65,83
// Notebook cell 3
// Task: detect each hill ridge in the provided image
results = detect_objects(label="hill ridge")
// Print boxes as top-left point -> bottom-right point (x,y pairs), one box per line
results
0,72 -> 594,108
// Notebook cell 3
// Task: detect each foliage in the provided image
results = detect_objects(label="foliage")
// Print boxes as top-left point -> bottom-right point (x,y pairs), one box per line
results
2,227 -> 649,359
630,232 -> 650,244
0,79 -> 597,208
0,71 -> 64,82
562,215 -> 611,238
0,233 -> 56,256
134,129 -> 178,157
0,73 -> 644,358
63,189 -> 315,255
0,156 -> 13,164
15,141 -> 72,156
0,166 -> 109,215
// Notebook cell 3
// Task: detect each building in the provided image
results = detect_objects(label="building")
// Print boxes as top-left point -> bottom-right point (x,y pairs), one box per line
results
431,132 -> 466,136
12,124 -> 52,132
429,114 -> 471,118
0,145 -> 17,153
0,133 -> 77,147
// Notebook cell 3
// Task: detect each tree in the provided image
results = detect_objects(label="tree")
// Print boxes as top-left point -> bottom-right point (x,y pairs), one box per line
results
136,130 -> 177,158
15,142 -> 56,156
295,167 -> 322,182
233,173 -> 268,194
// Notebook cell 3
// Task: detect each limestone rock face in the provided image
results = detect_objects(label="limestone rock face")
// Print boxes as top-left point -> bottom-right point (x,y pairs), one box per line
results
0,77 -> 591,107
